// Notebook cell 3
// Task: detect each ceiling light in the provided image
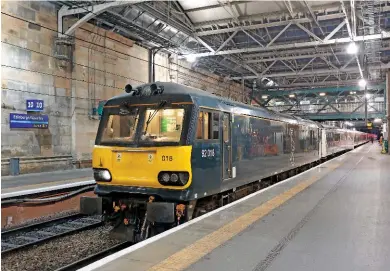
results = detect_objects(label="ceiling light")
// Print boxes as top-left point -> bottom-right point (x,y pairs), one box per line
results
262,95 -> 268,99
345,121 -> 354,126
366,93 -> 371,99
347,42 -> 358,54
358,78 -> 367,87
350,91 -> 356,94
374,118 -> 382,123
319,92 -> 326,96
289,94 -> 295,98
185,55 -> 197,63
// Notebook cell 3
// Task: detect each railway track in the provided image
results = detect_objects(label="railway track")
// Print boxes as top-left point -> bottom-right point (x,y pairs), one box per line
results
55,241 -> 131,271
1,213 -> 102,254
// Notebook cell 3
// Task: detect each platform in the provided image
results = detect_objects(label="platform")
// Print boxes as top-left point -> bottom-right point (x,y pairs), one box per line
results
1,168 -> 93,195
82,143 -> 390,271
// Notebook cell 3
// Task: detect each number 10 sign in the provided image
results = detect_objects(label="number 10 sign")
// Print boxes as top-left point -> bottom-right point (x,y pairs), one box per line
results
26,99 -> 44,111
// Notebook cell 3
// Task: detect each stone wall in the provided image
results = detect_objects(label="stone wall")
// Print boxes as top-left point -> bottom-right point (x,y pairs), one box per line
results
1,1 -> 248,174
1,1 -> 69,160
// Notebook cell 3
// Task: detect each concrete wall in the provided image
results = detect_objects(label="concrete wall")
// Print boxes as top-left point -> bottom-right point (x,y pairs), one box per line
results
1,1 -> 248,174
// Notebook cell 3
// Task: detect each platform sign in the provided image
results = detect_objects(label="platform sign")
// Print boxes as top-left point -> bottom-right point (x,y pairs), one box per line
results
10,113 -> 49,129
26,99 -> 44,112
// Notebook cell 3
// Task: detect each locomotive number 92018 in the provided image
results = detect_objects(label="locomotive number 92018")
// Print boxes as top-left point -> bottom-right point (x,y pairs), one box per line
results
201,149 -> 215,158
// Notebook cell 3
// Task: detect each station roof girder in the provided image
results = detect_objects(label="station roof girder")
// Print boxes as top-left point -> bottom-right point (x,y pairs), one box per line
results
53,1 -> 390,89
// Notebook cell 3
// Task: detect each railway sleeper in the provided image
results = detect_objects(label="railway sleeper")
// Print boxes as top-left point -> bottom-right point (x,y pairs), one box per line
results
1,242 -> 19,248
16,236 -> 40,242
35,230 -> 56,236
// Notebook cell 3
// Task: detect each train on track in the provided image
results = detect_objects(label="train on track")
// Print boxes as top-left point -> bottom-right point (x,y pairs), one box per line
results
87,82 -> 372,241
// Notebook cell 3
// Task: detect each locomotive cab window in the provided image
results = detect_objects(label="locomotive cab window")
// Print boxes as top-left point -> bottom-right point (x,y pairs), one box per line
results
213,113 -> 220,139
98,105 -> 186,145
196,111 -> 211,139
196,110 -> 219,140
101,109 -> 139,143
141,108 -> 184,143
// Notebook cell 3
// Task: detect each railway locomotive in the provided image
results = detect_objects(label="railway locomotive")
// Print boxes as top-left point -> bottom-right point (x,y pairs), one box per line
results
88,81 -> 370,241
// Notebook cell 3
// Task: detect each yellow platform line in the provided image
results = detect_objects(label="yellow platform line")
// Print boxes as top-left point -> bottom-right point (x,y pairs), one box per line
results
147,174 -> 326,271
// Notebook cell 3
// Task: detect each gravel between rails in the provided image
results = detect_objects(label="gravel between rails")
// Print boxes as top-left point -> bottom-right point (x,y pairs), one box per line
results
2,210 -> 79,231
2,225 -> 121,271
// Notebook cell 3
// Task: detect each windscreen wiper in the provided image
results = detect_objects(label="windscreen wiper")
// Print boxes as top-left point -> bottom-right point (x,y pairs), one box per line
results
143,101 -> 167,134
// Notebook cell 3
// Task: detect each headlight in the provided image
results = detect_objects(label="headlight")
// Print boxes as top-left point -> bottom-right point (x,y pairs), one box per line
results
170,173 -> 179,183
158,171 -> 189,186
161,173 -> 170,183
93,168 -> 112,182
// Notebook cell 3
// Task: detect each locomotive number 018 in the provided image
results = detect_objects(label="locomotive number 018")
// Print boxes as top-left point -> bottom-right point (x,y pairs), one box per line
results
162,155 -> 173,161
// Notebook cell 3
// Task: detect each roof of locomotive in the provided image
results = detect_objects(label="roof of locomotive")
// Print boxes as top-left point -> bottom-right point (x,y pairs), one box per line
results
107,82 -> 321,128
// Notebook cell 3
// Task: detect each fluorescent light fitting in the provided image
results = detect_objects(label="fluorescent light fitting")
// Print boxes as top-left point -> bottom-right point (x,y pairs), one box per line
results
289,94 -> 295,98
366,93 -> 371,99
261,95 -> 268,99
374,118 -> 382,123
185,55 -> 197,62
358,78 -> 367,87
347,42 -> 358,54
319,92 -> 326,96
345,121 -> 354,126
350,91 -> 356,94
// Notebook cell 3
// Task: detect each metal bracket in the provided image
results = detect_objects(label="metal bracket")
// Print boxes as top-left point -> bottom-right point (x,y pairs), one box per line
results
58,1 -> 146,37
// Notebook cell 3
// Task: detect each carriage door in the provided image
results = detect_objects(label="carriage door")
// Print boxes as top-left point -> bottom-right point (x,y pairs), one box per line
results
222,113 -> 232,180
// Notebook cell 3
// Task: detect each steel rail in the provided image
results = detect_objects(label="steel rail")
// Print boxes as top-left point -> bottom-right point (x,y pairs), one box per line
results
1,213 -> 102,254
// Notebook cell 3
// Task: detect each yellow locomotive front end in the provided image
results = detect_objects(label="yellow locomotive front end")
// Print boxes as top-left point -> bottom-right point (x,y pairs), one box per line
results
87,88 -> 196,242
93,99 -> 193,192
92,144 -> 192,190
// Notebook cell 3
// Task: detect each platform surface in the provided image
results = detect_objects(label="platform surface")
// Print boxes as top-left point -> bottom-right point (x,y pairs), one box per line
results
1,168 -> 93,194
85,143 -> 390,271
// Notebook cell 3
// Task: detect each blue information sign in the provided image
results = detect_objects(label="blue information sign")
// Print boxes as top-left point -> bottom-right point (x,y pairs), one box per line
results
10,113 -> 49,129
26,99 -> 44,111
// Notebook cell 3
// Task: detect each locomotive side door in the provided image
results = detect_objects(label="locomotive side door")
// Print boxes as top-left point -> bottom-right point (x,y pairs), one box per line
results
222,112 -> 232,180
